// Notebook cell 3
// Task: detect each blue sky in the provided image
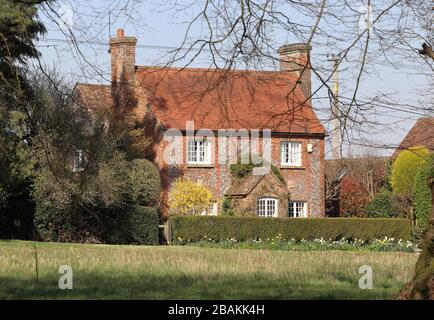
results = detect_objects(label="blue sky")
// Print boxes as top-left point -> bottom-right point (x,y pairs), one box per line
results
34,0 -> 433,158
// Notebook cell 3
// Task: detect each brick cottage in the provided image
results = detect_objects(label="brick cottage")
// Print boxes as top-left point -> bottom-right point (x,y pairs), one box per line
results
75,29 -> 326,219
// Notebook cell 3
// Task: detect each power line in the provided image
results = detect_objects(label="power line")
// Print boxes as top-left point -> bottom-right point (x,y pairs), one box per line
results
38,37 -> 210,51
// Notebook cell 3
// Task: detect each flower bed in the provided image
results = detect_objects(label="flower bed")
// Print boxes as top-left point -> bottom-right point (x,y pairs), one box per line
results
178,235 -> 418,253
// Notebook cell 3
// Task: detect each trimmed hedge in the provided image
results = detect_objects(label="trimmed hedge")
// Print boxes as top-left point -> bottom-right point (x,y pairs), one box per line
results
172,216 -> 412,243
118,205 -> 159,245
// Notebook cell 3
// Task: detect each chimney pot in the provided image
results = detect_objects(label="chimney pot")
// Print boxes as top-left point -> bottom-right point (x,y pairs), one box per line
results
117,28 -> 125,38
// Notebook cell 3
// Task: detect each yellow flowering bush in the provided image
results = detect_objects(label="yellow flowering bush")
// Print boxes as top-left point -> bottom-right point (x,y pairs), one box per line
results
168,178 -> 213,216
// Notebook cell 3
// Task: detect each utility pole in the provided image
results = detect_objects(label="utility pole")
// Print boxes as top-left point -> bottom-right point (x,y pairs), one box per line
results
329,54 -> 341,159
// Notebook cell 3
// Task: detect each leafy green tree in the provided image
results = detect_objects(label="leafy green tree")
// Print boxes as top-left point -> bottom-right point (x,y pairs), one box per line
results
413,154 -> 434,228
0,0 -> 49,213
391,146 -> 430,197
25,72 -> 160,242
128,159 -> 161,207
0,0 -> 47,82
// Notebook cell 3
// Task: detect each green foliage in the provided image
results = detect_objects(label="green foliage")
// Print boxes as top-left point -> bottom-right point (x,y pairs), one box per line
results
0,0 -> 47,81
121,128 -> 153,160
107,206 -> 159,245
127,159 -> 161,207
33,154 -> 162,243
26,72 -> 160,243
391,146 -> 430,196
0,186 -> 6,208
413,154 -> 433,228
221,196 -> 236,216
364,187 -> 397,218
0,198 -> 34,239
229,157 -> 285,184
172,216 -> 412,243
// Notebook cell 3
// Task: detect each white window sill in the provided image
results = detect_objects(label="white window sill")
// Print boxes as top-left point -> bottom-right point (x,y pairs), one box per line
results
186,163 -> 215,168
279,165 -> 304,170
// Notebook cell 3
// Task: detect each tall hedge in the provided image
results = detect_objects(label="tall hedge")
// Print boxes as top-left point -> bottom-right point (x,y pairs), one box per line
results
121,205 -> 159,245
413,154 -> 433,228
391,146 -> 430,197
172,216 -> 412,243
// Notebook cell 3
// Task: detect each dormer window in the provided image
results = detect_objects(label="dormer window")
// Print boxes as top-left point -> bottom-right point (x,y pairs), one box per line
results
187,138 -> 211,165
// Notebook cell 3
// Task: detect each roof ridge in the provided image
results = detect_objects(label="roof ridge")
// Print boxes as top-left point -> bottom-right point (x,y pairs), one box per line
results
416,116 -> 434,121
135,65 -> 297,76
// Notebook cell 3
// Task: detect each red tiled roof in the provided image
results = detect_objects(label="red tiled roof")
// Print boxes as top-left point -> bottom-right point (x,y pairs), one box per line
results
75,67 -> 326,135
224,171 -> 289,196
74,83 -> 112,110
136,67 -> 325,134
393,117 -> 434,157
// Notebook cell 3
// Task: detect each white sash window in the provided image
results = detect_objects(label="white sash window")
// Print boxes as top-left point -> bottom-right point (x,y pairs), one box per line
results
187,139 -> 211,164
281,141 -> 301,166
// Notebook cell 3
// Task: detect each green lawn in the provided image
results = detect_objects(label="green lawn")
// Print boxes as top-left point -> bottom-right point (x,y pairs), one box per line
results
0,240 -> 417,299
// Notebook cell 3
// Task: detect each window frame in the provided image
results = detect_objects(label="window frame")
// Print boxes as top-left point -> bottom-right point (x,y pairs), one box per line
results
280,141 -> 302,166
187,138 -> 211,165
288,201 -> 307,218
257,197 -> 278,218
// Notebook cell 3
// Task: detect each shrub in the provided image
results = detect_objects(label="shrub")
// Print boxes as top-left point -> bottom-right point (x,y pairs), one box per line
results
364,187 -> 397,218
412,154 -> 433,228
172,216 -> 412,243
340,176 -> 370,217
221,196 -> 236,216
33,154 -> 161,242
32,152 -> 131,242
168,178 -> 213,216
391,146 -> 430,197
127,159 -> 160,206
229,157 -> 285,184
115,206 -> 159,245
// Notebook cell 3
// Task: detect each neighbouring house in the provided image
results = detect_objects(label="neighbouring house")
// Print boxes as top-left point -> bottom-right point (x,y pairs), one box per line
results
392,117 -> 434,158
325,156 -> 389,216
324,116 -> 434,217
75,29 -> 326,219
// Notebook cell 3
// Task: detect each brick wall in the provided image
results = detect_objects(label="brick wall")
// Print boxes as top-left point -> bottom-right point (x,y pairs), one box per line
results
153,133 -> 325,218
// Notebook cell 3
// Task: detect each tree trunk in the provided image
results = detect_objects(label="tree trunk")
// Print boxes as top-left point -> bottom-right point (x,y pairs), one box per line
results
399,178 -> 434,299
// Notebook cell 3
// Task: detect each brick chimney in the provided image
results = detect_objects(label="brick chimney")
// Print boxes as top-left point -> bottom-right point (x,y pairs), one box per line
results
278,43 -> 312,100
109,29 -> 137,114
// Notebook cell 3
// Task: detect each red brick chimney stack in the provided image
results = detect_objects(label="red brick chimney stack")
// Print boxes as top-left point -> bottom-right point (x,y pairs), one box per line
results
109,28 -> 137,115
278,43 -> 312,100
109,28 -> 137,88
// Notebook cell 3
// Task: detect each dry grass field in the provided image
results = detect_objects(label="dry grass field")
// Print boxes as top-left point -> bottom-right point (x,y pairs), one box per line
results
0,240 -> 418,299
